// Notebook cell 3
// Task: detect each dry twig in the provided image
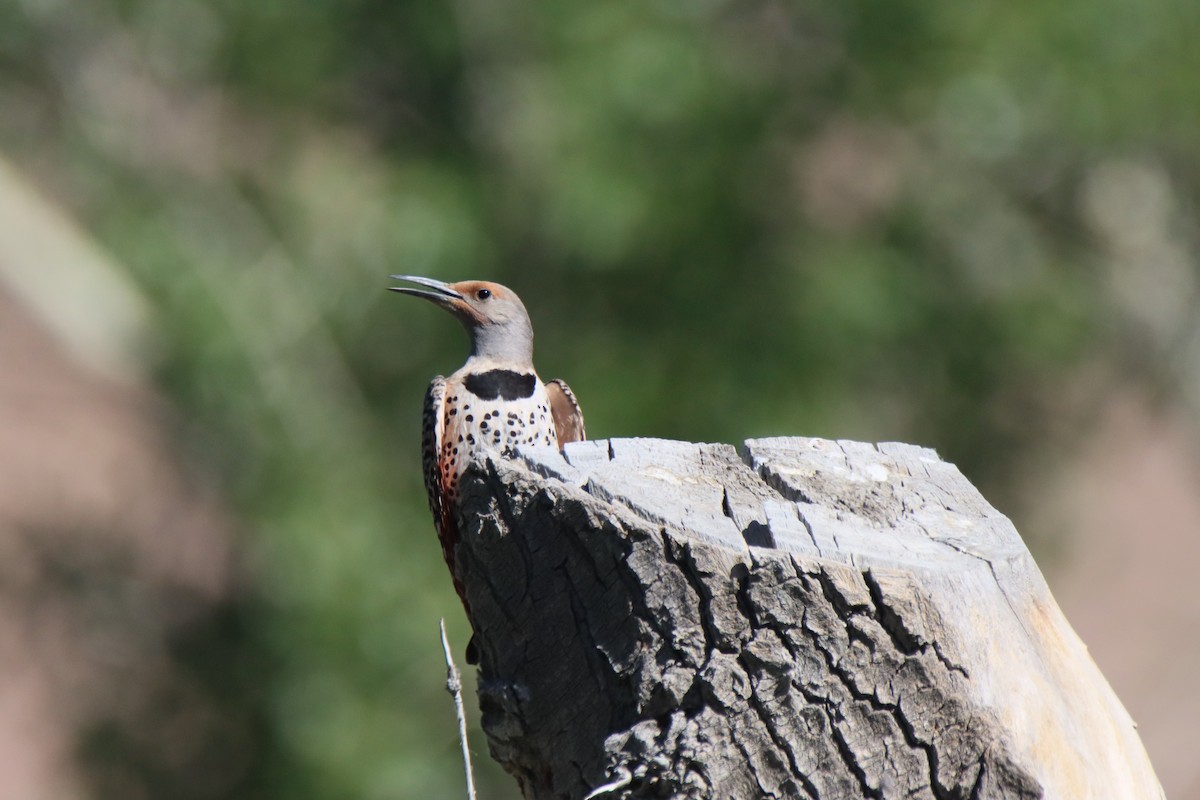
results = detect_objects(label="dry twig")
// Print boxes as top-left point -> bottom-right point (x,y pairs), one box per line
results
440,619 -> 478,800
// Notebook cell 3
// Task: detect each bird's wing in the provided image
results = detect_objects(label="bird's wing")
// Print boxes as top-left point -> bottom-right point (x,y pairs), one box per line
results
546,378 -> 586,445
421,376 -> 456,568
422,377 -> 471,615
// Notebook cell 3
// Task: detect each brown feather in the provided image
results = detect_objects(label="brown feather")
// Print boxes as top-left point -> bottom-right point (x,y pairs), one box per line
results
546,378 -> 586,445
422,376 -> 469,608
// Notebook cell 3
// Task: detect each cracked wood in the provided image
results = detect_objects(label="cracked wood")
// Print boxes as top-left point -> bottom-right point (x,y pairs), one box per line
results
451,437 -> 1164,800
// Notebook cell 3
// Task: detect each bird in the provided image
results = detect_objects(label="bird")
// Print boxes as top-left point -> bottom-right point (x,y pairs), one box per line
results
390,275 -> 586,611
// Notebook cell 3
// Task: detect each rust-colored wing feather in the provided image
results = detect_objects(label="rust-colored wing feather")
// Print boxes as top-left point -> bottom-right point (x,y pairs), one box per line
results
421,376 -> 466,606
546,378 -> 586,445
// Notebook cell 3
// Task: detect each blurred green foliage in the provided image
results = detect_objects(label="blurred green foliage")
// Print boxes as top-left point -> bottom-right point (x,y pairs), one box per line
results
2,0 -> 1198,797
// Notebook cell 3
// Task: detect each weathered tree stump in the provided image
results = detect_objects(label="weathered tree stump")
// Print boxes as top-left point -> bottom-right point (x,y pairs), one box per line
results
454,437 -> 1163,799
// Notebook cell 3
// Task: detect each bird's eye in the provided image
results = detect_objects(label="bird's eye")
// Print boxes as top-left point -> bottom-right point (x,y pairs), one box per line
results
476,288 -> 492,300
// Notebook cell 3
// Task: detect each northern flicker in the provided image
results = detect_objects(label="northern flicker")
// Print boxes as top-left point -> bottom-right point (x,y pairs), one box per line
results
390,275 -> 586,608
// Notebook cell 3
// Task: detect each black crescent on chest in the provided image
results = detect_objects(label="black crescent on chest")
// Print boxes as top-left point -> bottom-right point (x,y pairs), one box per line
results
463,369 -> 538,401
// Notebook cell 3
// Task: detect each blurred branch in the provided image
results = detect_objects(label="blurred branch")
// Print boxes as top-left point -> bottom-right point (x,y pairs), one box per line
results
0,155 -> 154,381
440,619 -> 477,800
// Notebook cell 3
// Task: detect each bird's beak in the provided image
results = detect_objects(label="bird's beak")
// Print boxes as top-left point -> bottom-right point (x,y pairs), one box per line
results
388,275 -> 464,307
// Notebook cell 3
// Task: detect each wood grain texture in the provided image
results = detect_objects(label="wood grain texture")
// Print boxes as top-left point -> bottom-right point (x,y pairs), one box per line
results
451,437 -> 1164,800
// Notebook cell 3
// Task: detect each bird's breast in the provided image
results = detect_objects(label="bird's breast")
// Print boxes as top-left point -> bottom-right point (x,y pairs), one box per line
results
439,376 -> 556,484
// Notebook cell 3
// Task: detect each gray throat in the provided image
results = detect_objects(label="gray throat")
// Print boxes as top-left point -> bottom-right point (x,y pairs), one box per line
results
468,322 -> 534,365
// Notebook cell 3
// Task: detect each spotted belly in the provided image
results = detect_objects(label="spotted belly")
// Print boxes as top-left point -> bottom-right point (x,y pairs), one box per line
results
437,387 -> 557,500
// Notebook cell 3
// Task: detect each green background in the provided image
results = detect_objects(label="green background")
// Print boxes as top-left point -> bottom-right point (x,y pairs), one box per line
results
2,0 -> 1197,797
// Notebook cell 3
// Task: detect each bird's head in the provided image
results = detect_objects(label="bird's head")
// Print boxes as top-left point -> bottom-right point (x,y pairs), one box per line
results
390,276 -> 535,363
